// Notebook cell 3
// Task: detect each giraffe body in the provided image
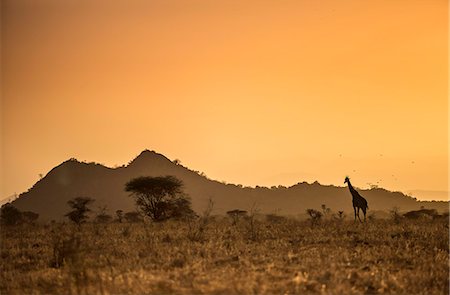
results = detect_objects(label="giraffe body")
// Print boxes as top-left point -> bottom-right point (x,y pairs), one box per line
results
344,177 -> 368,222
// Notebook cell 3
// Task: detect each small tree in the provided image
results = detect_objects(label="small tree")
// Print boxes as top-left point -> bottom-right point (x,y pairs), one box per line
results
0,204 -> 22,226
125,175 -> 194,222
65,197 -> 94,225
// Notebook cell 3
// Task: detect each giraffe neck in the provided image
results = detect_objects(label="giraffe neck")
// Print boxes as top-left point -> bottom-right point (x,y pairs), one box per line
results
347,181 -> 358,197
347,181 -> 353,190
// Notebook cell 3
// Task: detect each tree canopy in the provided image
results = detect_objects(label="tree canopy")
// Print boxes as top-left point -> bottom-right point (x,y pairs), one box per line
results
125,175 -> 195,221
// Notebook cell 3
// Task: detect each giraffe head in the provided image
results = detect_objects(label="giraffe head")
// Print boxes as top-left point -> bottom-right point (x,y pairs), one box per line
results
344,176 -> 350,184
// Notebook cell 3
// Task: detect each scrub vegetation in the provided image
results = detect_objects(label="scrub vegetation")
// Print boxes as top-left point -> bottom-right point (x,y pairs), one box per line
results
1,214 -> 448,294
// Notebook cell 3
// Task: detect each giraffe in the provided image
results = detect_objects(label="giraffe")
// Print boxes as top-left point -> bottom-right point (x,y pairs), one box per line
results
344,176 -> 368,222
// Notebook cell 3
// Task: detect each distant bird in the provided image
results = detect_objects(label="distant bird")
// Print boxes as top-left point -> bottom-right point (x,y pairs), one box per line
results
344,176 -> 368,222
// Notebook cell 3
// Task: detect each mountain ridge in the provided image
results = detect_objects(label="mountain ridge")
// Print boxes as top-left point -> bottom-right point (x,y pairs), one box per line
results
10,150 -> 449,220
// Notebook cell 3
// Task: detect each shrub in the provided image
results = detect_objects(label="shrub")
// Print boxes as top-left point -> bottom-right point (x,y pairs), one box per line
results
226,209 -> 248,225
0,204 -> 22,226
187,199 -> 213,242
306,209 -> 322,225
65,197 -> 94,225
244,204 -> 261,241
335,211 -> 345,220
321,204 -> 331,216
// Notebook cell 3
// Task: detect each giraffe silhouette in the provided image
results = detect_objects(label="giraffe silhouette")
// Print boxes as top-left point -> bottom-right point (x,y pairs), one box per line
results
344,176 -> 368,222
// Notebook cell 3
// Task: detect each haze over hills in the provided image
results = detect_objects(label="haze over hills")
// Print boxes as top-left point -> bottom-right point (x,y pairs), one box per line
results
10,150 -> 448,220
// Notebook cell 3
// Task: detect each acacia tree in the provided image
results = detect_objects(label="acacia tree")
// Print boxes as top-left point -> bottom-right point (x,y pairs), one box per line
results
125,176 -> 195,222
65,197 -> 94,225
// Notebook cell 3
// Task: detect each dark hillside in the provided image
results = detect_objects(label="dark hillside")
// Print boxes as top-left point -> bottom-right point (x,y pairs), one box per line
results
11,150 -> 448,220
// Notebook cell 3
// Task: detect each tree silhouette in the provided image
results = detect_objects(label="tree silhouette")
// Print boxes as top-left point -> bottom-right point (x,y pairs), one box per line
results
65,197 -> 94,225
0,204 -> 22,226
125,176 -> 194,222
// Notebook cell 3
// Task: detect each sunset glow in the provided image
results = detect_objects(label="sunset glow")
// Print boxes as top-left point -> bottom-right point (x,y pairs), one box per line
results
1,0 -> 448,201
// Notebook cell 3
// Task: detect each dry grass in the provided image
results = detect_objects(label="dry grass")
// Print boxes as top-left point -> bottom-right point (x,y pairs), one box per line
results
1,217 -> 448,294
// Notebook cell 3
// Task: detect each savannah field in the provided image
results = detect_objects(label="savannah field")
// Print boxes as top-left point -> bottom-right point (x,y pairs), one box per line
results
1,214 -> 449,295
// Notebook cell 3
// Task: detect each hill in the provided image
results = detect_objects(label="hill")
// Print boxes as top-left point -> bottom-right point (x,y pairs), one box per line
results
11,150 -> 448,220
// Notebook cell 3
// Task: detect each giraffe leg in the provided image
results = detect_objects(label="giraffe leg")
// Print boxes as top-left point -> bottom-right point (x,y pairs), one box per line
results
357,207 -> 362,223
353,206 -> 357,221
363,208 -> 367,222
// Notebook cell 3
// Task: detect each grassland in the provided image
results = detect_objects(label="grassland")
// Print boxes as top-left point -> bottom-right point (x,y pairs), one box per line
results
1,216 -> 448,294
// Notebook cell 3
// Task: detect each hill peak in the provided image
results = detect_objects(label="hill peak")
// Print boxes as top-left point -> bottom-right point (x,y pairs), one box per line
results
128,149 -> 172,166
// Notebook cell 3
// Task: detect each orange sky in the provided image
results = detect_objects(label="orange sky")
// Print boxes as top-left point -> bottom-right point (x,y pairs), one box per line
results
1,0 -> 448,201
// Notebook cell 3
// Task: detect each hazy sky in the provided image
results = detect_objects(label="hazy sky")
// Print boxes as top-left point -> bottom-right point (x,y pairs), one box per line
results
1,0 -> 448,201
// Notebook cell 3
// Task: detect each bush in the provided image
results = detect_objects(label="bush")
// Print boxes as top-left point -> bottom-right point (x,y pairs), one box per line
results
65,197 -> 94,225
0,204 -> 22,226
187,199 -> 213,242
306,209 -> 322,225
335,211 -> 345,220
226,209 -> 248,225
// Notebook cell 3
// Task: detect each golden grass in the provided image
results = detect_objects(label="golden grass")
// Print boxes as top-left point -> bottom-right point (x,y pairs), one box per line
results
1,217 -> 448,294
